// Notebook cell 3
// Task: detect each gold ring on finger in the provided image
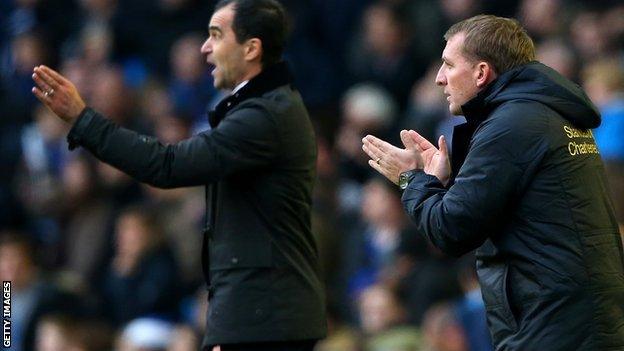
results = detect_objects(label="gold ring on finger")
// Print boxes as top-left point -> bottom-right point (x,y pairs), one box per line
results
376,157 -> 381,165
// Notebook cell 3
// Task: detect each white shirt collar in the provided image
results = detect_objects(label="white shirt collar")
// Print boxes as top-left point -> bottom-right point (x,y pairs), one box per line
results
232,80 -> 249,95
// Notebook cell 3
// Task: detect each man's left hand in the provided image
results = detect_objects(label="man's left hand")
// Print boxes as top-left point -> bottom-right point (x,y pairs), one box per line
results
32,65 -> 86,124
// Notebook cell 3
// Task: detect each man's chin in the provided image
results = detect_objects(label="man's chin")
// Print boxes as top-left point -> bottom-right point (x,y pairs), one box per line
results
449,104 -> 463,116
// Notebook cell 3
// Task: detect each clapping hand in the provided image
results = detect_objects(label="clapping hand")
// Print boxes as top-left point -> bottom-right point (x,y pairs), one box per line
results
405,130 -> 451,186
362,130 -> 451,186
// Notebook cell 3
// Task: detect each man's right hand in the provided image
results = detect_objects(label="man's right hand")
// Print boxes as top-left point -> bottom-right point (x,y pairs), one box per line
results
403,130 -> 451,186
32,65 -> 86,124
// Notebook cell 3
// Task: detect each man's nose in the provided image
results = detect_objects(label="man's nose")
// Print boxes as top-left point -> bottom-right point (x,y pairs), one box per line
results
200,39 -> 211,54
435,67 -> 446,86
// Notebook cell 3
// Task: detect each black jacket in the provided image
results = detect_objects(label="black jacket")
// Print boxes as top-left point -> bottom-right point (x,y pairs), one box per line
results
67,62 -> 327,345
402,62 -> 624,350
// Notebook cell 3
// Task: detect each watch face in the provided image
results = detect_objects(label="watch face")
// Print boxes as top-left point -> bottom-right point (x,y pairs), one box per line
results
399,173 -> 408,190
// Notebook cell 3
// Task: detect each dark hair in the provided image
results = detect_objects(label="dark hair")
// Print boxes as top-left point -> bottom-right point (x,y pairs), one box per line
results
215,0 -> 288,66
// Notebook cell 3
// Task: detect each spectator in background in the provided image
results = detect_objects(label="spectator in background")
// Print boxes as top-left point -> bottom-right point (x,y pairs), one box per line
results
582,59 -> 624,233
453,256 -> 492,351
168,33 -> 218,127
422,303 -> 468,351
340,177 -> 408,309
313,305 -> 361,351
60,153 -> 114,285
395,237 -> 462,326
569,10 -> 612,62
117,317 -> 174,351
17,105 -> 70,264
582,59 -> 624,162
34,314 -> 113,351
402,0 -> 483,68
517,0 -> 564,41
101,206 -> 179,325
112,0 -> 211,76
35,314 -> 75,351
7,31 -> 48,120
336,83 -> 398,214
167,325 -> 201,351
0,233 -> 78,351
142,181 -> 204,288
347,1 -> 427,109
88,66 -> 141,128
358,284 -> 423,351
535,38 -> 577,80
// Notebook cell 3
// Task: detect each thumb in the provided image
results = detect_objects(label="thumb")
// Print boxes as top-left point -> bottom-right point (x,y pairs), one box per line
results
438,135 -> 449,156
400,129 -> 418,150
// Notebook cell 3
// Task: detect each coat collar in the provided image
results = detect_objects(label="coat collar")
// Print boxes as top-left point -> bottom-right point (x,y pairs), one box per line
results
460,63 -> 528,124
208,61 -> 294,128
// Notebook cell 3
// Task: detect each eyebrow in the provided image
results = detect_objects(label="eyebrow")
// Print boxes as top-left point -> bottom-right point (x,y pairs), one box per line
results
208,26 -> 222,33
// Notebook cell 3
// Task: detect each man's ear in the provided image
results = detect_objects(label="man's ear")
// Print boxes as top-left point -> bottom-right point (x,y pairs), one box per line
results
244,38 -> 263,62
475,61 -> 496,88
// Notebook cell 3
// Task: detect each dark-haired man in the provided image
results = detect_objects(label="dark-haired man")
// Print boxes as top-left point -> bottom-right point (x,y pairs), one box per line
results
363,15 -> 624,350
32,0 -> 326,350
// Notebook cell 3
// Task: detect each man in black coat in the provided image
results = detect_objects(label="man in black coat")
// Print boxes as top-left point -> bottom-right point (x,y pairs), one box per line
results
31,0 -> 327,350
363,15 -> 624,350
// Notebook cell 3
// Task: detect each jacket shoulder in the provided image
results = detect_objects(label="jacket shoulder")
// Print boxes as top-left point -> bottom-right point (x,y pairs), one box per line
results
472,100 -> 552,162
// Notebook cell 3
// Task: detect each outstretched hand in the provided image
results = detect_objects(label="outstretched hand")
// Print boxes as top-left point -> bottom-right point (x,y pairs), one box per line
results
362,130 -> 451,186
32,65 -> 86,124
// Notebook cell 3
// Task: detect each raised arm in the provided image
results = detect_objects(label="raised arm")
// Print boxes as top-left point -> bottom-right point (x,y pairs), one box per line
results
32,65 -> 279,188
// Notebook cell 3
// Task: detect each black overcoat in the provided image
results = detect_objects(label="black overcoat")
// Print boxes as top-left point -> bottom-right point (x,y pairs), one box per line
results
67,62 -> 327,346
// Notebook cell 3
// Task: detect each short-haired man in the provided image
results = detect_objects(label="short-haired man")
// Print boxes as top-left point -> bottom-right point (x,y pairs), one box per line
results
363,15 -> 624,350
32,0 -> 326,350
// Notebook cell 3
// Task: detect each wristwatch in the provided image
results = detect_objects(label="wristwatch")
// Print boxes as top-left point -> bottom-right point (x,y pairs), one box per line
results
398,170 -> 418,190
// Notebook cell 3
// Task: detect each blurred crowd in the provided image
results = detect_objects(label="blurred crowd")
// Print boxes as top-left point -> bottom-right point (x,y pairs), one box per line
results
1,0 -> 623,350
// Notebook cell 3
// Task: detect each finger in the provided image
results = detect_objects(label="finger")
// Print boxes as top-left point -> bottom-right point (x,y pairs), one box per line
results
38,65 -> 70,86
32,72 -> 54,93
400,130 -> 418,150
33,66 -> 62,90
409,130 -> 435,150
368,159 -> 395,183
363,134 -> 394,154
362,143 -> 381,162
363,136 -> 388,158
32,86 -> 52,104
438,135 -> 449,156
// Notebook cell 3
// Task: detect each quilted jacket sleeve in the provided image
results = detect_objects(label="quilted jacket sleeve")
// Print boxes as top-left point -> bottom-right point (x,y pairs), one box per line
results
401,102 -> 549,256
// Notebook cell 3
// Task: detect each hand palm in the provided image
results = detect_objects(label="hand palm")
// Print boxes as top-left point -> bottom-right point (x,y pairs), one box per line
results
402,131 -> 451,186
361,130 -> 451,186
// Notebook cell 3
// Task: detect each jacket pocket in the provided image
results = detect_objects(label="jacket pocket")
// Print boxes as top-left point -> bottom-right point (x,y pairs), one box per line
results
501,265 -> 519,329
480,264 -> 519,343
